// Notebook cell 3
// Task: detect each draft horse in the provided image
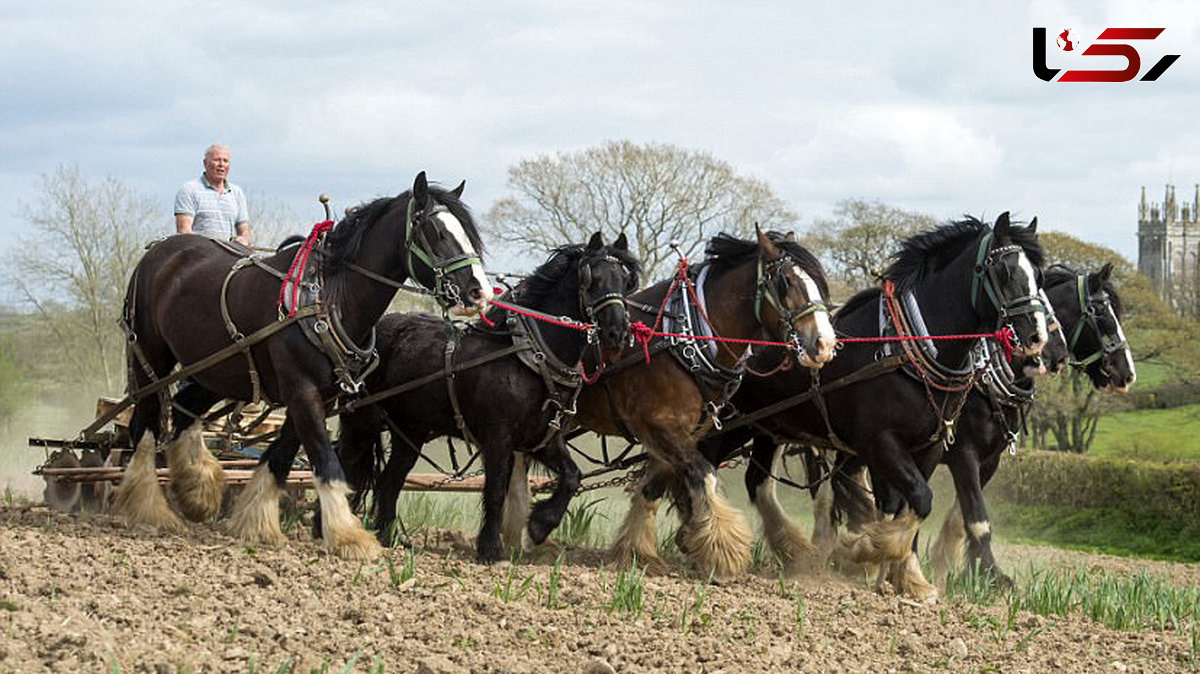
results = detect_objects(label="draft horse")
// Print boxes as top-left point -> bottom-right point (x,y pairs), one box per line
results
335,233 -> 639,561
925,262 -> 1136,584
112,172 -> 490,559
696,213 -> 1048,597
565,229 -> 837,581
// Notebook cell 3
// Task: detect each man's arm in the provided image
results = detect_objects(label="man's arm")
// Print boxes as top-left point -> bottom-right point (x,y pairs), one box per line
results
176,213 -> 194,234
233,188 -> 251,246
234,221 -> 251,246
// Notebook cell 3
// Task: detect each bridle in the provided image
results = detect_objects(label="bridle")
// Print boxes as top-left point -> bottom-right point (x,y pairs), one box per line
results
1063,272 -> 1128,373
578,253 -> 636,337
404,199 -> 483,308
969,231 -> 1047,338
754,254 -> 829,350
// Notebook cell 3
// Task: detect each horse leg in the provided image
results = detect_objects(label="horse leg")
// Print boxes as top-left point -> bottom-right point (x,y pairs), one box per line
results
165,383 -> 225,522
611,464 -> 670,572
834,436 -> 936,601
946,446 -> 1011,588
810,454 -> 836,563
746,437 -> 818,576
110,432 -> 185,531
228,419 -> 295,546
372,433 -> 421,547
525,438 -> 582,548
500,452 -> 533,555
674,451 -> 752,582
288,398 -> 381,560
476,439 -> 514,563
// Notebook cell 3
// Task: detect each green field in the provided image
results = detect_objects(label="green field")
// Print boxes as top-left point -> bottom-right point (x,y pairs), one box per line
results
1090,403 -> 1200,462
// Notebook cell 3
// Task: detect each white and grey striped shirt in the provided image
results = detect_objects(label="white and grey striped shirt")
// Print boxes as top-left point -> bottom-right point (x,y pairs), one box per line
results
173,175 -> 248,239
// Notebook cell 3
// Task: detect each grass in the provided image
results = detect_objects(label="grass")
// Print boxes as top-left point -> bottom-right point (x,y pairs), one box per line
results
947,562 -> 1200,634
1090,403 -> 1200,461
990,501 -> 1200,562
555,497 -> 607,547
607,559 -> 646,618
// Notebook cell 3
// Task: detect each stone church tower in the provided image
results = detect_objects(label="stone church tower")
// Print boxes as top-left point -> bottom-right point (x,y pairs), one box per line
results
1138,184 -> 1200,307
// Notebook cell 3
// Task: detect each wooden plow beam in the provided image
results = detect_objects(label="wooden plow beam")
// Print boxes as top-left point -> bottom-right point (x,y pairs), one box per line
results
36,461 -> 552,493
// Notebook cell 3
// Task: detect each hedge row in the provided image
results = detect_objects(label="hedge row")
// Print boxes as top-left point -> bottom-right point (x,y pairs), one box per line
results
990,450 -> 1200,521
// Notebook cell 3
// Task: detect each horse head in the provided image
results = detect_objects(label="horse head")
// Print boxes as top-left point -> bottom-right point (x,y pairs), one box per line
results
1047,262 -> 1135,393
755,227 -> 837,368
406,171 -> 493,315
978,212 -> 1049,357
578,232 -> 639,364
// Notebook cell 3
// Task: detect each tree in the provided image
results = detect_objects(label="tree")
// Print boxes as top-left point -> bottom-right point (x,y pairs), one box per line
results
487,140 -> 799,279
1028,231 -> 1197,451
807,199 -> 937,296
8,165 -> 161,391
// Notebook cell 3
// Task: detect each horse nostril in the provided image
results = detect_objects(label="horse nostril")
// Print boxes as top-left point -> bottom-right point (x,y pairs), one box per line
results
468,287 -> 484,302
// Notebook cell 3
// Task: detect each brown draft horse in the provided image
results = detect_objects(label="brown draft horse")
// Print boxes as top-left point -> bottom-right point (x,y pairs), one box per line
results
111,172 -> 491,559
569,229 -> 837,580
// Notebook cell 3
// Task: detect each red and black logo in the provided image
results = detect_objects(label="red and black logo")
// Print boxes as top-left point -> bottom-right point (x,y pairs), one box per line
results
1033,27 -> 1180,82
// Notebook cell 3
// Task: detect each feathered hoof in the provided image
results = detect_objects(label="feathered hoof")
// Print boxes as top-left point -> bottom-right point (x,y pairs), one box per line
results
326,526 -> 384,560
678,476 -> 752,582
766,522 -> 822,577
227,465 -> 285,546
110,436 -> 185,533
167,426 -> 225,522
833,510 -> 918,566
609,542 -> 668,576
889,555 -> 938,603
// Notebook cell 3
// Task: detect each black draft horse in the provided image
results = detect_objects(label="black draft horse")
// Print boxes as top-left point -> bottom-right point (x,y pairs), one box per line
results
695,213 -> 1048,597
568,230 -> 837,581
335,233 -> 640,561
924,262 -> 1136,583
112,172 -> 490,560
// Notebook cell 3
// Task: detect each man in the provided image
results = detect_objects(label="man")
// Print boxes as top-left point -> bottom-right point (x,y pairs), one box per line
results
174,143 -> 251,246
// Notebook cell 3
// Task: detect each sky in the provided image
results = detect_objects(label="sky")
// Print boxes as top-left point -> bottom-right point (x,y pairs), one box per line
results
2,0 -> 1199,276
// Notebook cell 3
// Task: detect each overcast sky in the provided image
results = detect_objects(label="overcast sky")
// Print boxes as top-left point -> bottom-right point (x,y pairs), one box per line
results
2,0 -> 1198,275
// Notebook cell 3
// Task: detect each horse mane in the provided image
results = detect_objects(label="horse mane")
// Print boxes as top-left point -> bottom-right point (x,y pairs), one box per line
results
884,216 -> 1044,294
837,286 -> 882,319
323,185 -> 483,272
484,242 -> 640,322
1045,264 -> 1123,318
704,232 -> 830,299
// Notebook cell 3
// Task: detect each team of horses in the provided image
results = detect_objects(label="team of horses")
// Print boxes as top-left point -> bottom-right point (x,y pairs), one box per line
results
107,171 -> 1136,600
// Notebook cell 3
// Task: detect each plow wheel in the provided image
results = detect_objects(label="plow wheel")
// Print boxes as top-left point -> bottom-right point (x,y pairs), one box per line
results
78,449 -> 106,513
42,450 -> 81,512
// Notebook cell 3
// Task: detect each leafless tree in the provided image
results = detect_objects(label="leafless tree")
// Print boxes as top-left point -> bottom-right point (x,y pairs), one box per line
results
9,165 -> 160,391
487,140 -> 799,280
807,199 -> 937,296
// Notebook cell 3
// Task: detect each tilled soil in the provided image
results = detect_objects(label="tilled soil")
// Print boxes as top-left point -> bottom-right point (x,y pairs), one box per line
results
0,504 -> 1195,673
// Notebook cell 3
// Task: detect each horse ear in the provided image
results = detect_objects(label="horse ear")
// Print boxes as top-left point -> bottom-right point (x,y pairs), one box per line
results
1028,216 -> 1038,234
994,211 -> 1012,240
784,231 -> 797,243
1099,261 -> 1114,281
614,232 -> 628,251
756,224 -> 781,259
450,180 -> 466,199
412,171 -> 429,207
587,231 -> 604,251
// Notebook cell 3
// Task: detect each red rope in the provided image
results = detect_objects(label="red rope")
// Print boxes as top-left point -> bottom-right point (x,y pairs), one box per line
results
487,299 -> 593,332
481,266 -> 1020,369
278,220 -> 334,317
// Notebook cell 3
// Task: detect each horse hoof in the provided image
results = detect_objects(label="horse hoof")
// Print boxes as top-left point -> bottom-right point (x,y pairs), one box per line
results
329,528 -> 383,560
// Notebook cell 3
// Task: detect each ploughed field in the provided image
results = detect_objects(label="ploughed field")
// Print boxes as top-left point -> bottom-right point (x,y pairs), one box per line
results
1,504 -> 1198,673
